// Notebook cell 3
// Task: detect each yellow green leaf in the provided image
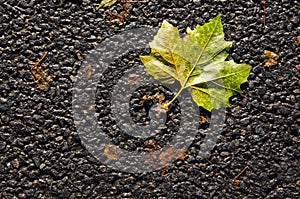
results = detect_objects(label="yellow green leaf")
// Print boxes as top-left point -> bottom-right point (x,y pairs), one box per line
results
140,14 -> 252,111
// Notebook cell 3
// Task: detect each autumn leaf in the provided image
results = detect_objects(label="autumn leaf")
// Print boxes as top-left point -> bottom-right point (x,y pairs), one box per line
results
140,14 -> 251,111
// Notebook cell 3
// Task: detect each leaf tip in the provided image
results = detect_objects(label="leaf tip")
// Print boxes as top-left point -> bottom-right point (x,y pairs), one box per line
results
161,20 -> 178,31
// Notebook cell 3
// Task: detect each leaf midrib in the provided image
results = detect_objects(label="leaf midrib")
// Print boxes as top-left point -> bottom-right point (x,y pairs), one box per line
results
182,21 -> 218,87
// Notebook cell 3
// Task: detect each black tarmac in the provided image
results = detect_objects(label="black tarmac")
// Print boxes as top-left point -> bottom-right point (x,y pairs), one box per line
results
0,0 -> 299,198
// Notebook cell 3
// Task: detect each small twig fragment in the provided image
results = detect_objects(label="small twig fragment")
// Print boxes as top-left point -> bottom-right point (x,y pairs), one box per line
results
233,166 -> 249,190
32,51 -> 48,68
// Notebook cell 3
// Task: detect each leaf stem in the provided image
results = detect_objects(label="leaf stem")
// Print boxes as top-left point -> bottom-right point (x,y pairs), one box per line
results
162,87 -> 184,110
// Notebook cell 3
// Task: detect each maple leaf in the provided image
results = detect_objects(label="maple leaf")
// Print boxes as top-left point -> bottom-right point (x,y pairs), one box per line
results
140,14 -> 251,111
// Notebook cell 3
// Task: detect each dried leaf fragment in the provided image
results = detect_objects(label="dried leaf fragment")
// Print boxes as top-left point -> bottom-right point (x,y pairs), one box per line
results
98,0 -> 143,25
145,146 -> 187,176
104,145 -> 120,160
20,28 -> 27,33
199,116 -> 210,125
192,113 -> 210,124
264,50 -> 279,67
97,0 -> 118,9
29,51 -> 53,90
296,36 -> 300,46
144,139 -> 160,152
106,10 -> 130,25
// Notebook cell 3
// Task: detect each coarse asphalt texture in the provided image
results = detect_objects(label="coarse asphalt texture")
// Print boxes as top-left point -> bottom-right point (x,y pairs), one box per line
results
0,0 -> 299,198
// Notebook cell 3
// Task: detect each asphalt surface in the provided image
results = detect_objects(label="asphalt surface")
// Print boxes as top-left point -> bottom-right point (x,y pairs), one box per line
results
0,0 -> 299,198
